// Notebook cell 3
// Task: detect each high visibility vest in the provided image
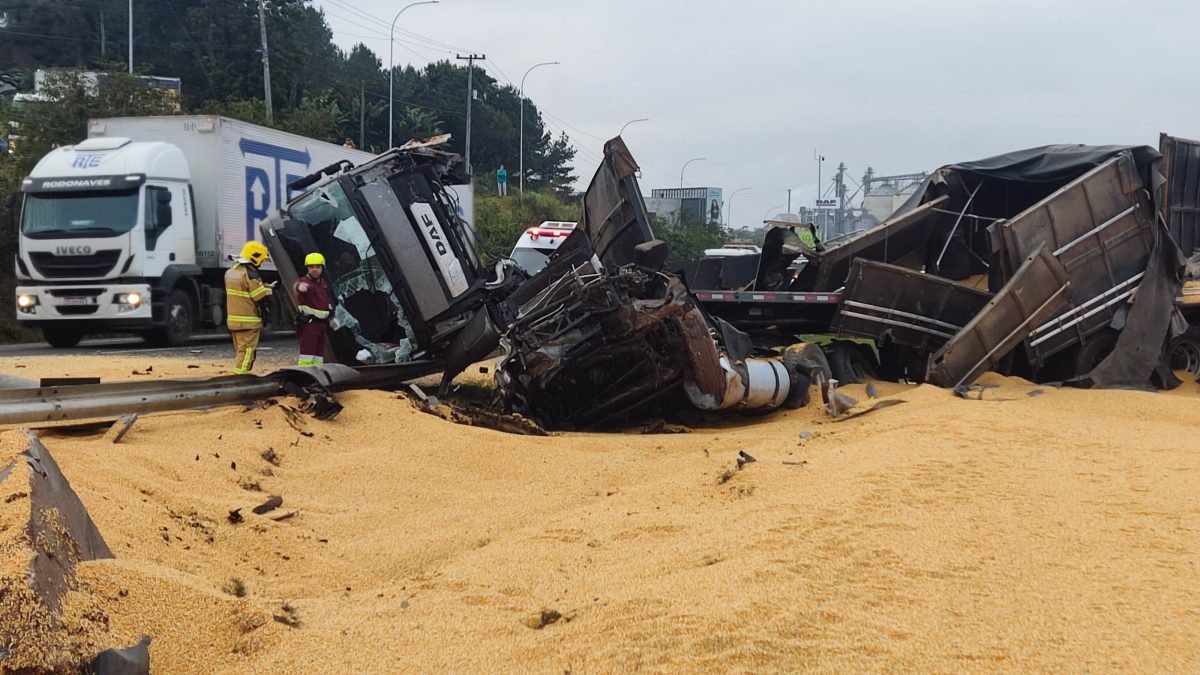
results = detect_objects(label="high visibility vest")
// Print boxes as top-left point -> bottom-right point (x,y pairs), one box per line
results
225,262 -> 271,330
799,228 -> 818,248
294,276 -> 332,320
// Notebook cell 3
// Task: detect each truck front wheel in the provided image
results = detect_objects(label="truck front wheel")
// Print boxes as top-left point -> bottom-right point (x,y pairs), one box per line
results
149,289 -> 194,346
1169,325 -> 1200,377
42,326 -> 83,348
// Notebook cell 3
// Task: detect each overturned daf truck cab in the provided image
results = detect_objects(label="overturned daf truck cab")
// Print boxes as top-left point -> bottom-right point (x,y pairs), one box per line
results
264,139 -> 826,430
260,146 -> 518,385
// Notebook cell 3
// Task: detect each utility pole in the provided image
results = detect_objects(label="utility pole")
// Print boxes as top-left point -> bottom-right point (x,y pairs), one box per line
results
257,0 -> 273,124
787,188 -> 791,213
455,53 -> 485,174
127,0 -> 132,74
100,11 -> 106,60
359,80 -> 365,149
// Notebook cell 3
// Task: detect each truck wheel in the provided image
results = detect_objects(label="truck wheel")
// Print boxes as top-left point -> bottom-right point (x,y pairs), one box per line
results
1070,328 -> 1119,377
42,326 -> 83,348
828,340 -> 878,385
150,289 -> 194,346
1169,326 -> 1200,377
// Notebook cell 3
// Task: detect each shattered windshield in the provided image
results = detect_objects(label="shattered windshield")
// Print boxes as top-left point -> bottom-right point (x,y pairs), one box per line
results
288,181 -> 416,362
21,189 -> 139,238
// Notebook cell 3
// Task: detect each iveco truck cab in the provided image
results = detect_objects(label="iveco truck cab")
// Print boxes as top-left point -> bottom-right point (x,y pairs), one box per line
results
13,115 -> 392,347
15,137 -> 194,346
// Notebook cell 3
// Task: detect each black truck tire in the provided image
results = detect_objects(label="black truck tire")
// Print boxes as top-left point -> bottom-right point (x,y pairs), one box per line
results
828,340 -> 879,385
1071,328 -> 1119,376
42,326 -> 83,348
149,289 -> 194,346
1169,325 -> 1200,377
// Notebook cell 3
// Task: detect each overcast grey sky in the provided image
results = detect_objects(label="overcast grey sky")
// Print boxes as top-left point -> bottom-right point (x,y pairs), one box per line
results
313,0 -> 1200,229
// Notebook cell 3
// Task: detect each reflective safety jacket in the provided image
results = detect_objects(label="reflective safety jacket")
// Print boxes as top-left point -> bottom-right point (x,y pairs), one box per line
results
294,275 -> 332,322
225,262 -> 272,330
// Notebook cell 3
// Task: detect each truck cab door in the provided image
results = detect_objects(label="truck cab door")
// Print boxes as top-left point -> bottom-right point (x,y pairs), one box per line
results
143,184 -> 196,274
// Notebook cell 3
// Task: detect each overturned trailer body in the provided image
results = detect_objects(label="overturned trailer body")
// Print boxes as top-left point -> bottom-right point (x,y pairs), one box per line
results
824,143 -> 1187,388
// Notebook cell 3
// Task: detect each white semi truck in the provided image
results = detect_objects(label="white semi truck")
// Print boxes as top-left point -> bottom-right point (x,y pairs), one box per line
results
11,115 -> 474,347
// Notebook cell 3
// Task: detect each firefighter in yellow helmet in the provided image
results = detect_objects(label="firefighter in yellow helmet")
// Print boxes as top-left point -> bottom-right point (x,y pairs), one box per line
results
225,241 -> 273,374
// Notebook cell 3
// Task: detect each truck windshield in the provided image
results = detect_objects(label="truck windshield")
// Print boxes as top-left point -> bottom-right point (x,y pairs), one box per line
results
289,181 -> 417,362
21,189 -> 140,239
511,246 -> 553,275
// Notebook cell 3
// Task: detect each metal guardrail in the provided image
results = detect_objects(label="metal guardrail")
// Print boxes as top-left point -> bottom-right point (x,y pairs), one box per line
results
0,360 -> 445,427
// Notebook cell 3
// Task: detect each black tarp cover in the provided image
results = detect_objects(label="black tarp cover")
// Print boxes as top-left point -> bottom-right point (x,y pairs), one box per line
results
894,144 -> 1163,219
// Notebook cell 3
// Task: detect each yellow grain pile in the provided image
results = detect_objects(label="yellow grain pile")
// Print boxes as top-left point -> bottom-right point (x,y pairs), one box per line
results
0,430 -> 109,671
0,354 -> 1197,672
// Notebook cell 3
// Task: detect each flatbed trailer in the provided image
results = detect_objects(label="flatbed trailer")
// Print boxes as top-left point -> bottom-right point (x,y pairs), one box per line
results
692,290 -> 843,335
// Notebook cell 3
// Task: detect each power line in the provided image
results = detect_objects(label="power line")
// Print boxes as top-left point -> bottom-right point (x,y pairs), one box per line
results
319,0 -> 474,53
483,58 -> 514,88
540,108 -> 608,143
0,26 -> 257,53
317,0 -> 461,57
318,4 -> 456,62
0,28 -> 105,44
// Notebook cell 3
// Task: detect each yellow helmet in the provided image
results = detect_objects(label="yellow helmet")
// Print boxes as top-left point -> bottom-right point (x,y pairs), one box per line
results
304,252 -> 326,267
240,241 -> 269,266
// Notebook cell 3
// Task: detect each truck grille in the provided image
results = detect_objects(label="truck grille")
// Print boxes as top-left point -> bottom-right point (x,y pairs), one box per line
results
57,305 -> 100,316
28,250 -> 121,278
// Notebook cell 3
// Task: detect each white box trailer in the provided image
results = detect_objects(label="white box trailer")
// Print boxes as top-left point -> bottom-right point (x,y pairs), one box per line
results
13,115 -> 474,347
89,115 -> 379,269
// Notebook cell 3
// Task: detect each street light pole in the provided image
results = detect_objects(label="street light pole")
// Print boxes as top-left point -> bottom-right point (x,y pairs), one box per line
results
127,0 -> 133,74
726,187 -> 749,228
814,150 -> 825,203
619,117 -> 649,136
519,60 -> 560,195
389,0 -> 439,149
680,156 -> 706,188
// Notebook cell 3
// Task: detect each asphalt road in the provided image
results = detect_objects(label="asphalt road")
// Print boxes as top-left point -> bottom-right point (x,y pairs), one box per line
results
0,331 -> 299,362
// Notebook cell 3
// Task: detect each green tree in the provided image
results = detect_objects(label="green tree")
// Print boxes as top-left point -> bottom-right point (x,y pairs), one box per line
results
279,89 -> 350,143
653,213 -> 728,262
393,106 -> 443,144
474,190 -> 580,266
10,70 -> 178,167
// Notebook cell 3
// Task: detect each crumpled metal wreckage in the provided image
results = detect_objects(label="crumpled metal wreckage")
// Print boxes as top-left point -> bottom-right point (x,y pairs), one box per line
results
494,138 -> 819,429
818,143 -> 1189,390
266,138 -> 821,429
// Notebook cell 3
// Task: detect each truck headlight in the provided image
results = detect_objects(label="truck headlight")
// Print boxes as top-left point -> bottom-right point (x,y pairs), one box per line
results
115,292 -> 143,312
17,294 -> 37,310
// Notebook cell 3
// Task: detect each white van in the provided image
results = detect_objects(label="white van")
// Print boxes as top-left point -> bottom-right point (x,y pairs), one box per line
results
509,220 -> 576,275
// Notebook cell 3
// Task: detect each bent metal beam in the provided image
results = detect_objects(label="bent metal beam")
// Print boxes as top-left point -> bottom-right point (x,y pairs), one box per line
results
0,361 -> 444,427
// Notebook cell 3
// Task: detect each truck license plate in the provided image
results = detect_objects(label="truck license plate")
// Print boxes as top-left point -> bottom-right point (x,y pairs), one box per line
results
62,297 -> 92,306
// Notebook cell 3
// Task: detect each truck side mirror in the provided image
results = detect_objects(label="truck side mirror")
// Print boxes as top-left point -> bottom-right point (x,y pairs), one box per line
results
155,190 -> 172,229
